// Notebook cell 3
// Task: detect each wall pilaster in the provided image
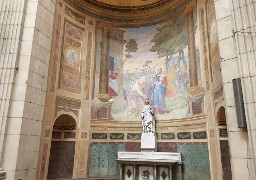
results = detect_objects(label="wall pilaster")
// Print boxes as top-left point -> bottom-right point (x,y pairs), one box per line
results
0,0 -> 56,179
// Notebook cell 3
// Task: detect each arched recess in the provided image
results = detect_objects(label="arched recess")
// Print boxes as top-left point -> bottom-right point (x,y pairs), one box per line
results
47,114 -> 77,179
217,106 -> 227,126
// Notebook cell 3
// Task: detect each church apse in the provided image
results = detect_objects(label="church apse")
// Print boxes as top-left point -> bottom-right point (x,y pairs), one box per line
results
38,0 -> 217,179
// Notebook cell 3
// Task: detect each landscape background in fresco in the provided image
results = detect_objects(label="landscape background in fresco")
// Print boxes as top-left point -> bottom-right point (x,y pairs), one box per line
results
107,14 -> 201,120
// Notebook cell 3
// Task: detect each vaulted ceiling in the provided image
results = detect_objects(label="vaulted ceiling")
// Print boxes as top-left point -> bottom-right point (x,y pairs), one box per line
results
85,0 -> 168,8
66,0 -> 192,26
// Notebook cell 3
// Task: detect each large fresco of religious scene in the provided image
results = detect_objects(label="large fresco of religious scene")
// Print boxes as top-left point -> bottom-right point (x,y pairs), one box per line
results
108,13 -> 201,120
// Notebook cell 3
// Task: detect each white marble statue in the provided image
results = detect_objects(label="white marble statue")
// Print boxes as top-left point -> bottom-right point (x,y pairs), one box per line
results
141,99 -> 155,134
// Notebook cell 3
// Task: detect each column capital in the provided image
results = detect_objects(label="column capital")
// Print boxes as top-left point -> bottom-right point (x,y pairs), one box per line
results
183,0 -> 196,15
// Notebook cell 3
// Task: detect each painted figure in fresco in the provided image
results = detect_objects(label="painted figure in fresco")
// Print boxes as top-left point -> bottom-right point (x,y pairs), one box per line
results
151,66 -> 169,115
175,60 -> 189,95
125,76 -> 147,117
141,99 -> 155,134
166,64 -> 178,97
109,69 -> 119,96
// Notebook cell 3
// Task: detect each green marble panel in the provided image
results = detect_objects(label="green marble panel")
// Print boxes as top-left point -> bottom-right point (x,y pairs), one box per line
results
99,144 -> 109,176
89,143 -> 125,177
89,144 -> 100,176
177,144 -> 211,180
108,144 -> 118,175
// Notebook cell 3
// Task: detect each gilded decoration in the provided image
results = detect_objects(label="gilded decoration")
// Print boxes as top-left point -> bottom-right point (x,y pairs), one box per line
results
90,116 -> 207,142
219,129 -> 228,137
64,0 -> 193,27
84,31 -> 93,100
65,5 -> 86,24
206,0 -> 222,84
50,14 -> 62,92
200,9 -> 210,91
56,96 -> 81,117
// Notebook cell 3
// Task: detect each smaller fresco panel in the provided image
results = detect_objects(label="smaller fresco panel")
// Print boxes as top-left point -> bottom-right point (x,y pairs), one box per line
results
92,133 -> 107,139
161,133 -> 175,140
60,20 -> 83,93
177,132 -> 191,139
193,131 -> 207,139
110,133 -> 124,139
127,133 -> 141,140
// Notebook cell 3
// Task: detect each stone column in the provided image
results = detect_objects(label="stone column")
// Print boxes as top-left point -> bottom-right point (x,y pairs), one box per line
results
97,24 -> 111,102
184,1 -> 205,116
184,1 -> 198,87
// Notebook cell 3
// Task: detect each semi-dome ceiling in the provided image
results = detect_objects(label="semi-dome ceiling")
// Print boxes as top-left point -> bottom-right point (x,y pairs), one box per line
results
86,0 -> 167,8
65,0 -> 192,26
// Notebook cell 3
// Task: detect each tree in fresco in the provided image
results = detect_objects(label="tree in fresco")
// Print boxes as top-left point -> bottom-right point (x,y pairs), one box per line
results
150,15 -> 188,72
124,39 -> 138,63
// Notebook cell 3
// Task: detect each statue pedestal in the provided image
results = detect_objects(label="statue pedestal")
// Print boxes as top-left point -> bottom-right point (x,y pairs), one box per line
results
141,133 -> 156,152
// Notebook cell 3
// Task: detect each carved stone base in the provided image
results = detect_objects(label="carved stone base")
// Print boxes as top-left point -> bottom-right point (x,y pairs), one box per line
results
97,93 -> 111,102
141,133 -> 156,152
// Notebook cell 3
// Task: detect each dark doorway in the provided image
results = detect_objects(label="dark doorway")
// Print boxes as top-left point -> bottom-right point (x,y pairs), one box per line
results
47,115 -> 77,180
217,107 -> 232,180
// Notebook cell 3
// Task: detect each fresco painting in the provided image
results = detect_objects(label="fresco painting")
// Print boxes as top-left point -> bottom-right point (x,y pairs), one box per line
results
106,14 -> 201,120
60,21 -> 83,93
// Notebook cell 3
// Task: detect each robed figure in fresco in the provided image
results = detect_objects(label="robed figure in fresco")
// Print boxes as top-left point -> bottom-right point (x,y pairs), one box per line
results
125,76 -> 147,117
151,66 -> 169,115
141,99 -> 155,134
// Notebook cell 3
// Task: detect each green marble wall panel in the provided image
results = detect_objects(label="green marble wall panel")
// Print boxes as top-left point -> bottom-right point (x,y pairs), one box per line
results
89,143 -> 125,177
99,144 -> 109,176
89,144 -> 100,176
177,144 -> 210,180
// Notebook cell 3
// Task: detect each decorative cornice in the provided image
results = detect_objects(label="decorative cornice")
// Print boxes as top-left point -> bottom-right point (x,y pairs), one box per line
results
82,0 -> 172,12
64,0 -> 192,27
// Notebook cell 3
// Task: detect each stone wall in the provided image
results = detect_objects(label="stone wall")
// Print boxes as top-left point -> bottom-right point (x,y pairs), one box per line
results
214,0 -> 256,179
0,0 -> 56,179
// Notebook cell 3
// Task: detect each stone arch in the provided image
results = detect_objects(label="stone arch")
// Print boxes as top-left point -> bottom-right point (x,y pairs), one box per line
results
47,114 -> 78,179
217,106 -> 226,126
54,110 -> 79,127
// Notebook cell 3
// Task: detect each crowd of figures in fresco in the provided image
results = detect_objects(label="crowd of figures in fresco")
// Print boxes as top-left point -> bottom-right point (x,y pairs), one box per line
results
104,14 -> 201,120
108,51 -> 193,120
123,59 -> 189,117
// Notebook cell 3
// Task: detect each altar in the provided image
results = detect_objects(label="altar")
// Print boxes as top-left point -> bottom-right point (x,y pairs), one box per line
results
117,151 -> 182,180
